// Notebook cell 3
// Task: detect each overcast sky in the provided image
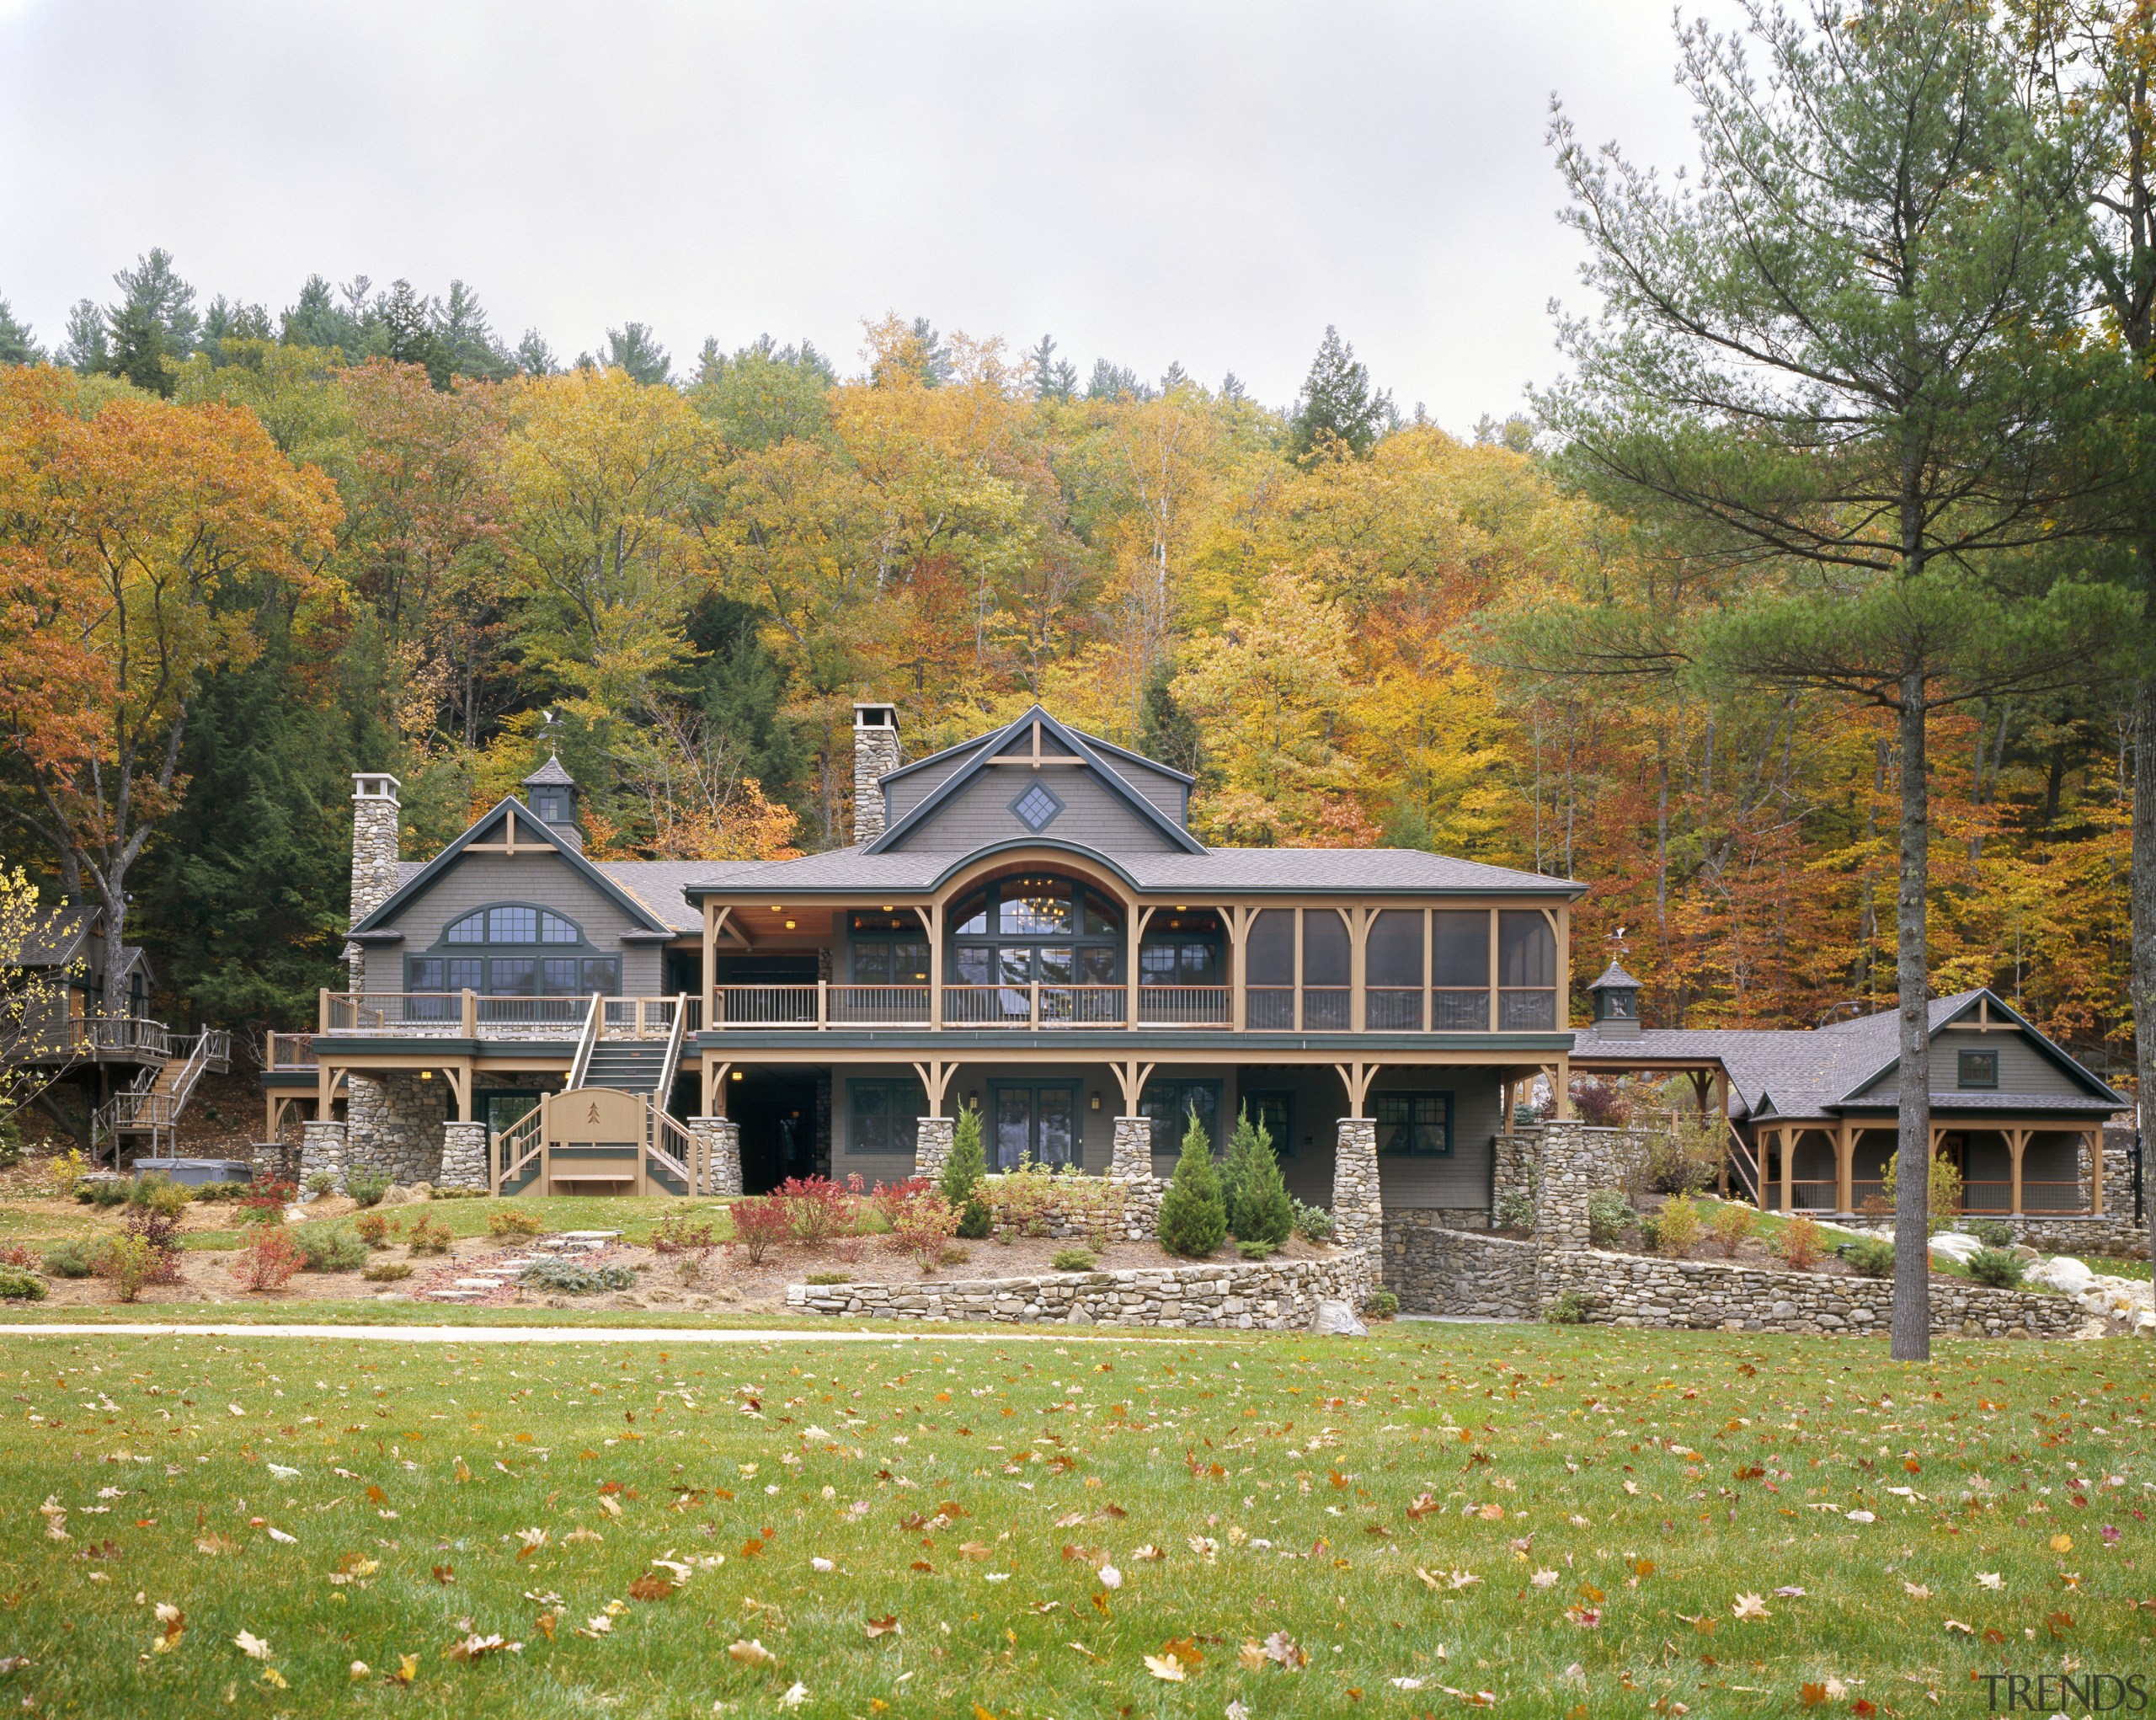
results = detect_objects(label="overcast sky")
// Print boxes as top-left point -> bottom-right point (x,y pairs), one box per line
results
0,1 -> 1708,432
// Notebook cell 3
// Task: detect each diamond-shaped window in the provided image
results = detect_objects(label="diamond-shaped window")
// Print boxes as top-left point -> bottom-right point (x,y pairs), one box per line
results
1011,781 -> 1063,832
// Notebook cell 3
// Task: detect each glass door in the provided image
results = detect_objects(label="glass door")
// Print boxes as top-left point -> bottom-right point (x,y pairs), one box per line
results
990,1082 -> 1080,1170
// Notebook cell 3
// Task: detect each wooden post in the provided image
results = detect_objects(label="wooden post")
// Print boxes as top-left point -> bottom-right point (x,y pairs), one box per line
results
1292,908 -> 1304,1032
1835,1123 -> 1853,1215
1486,909 -> 1499,1033
1348,906 -> 1369,1034
2089,1126 -> 2105,1215
461,989 -> 478,1037
1778,1128 -> 1793,1216
2009,1127 -> 2025,1216
319,986 -> 331,1033
1422,907 -> 1433,1034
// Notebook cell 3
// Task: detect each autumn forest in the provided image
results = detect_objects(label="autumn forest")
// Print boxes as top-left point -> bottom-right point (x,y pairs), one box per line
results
0,141 -> 2139,1080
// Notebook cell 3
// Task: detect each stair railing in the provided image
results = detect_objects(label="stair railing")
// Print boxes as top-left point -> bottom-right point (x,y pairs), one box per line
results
651,993 -> 690,1109
646,1104 -> 701,1193
492,1105 -> 547,1195
1723,1117 -> 1763,1208
565,994 -> 603,1091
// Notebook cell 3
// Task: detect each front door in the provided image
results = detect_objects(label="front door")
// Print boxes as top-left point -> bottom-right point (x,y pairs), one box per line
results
990,1082 -> 1078,1171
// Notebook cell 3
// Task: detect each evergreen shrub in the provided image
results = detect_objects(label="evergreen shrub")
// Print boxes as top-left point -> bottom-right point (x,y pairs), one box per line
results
1156,1112 -> 1227,1258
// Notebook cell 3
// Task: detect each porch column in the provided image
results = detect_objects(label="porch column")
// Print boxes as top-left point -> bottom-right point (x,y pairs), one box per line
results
1777,1128 -> 1792,1216
1331,1115 -> 1383,1253
300,1118 -> 346,1189
2089,1126 -> 2104,1215
2009,1128 -> 2025,1217
1834,1124 -> 1853,1216
914,1115 -> 956,1180
689,1116 -> 742,1197
439,1120 -> 489,1192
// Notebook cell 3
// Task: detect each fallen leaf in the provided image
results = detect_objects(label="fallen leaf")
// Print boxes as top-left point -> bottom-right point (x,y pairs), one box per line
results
1732,1594 -> 1769,1621
728,1638 -> 776,1668
626,1574 -> 675,1601
864,1616 -> 900,1638
1976,1573 -> 2003,1590
232,1631 -> 270,1661
1143,1652 -> 1187,1682
445,1633 -> 520,1662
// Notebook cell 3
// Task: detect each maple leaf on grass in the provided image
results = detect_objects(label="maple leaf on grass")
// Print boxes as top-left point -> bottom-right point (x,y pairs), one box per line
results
1732,1593 -> 1770,1621
728,1638 -> 776,1667
1142,1652 -> 1187,1682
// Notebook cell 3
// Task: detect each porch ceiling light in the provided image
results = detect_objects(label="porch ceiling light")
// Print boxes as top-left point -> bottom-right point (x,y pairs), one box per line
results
770,905 -> 782,912
731,1070 -> 743,1081
784,919 -> 796,930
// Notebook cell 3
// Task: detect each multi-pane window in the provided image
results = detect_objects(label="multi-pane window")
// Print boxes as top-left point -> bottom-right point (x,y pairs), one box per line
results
1143,1078 -> 1221,1153
1374,1092 -> 1453,1156
849,911 -> 929,984
849,1080 -> 926,1153
1010,782 -> 1063,832
1957,1050 -> 1999,1089
948,878 -> 1123,987
410,904 -> 614,996
443,905 -> 580,945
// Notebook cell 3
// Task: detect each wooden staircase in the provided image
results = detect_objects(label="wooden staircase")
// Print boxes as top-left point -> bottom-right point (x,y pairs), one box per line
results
490,1086 -> 711,1198
94,1028 -> 232,1162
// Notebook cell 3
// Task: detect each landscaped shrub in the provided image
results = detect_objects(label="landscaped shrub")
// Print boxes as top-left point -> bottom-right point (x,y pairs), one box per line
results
1363,1289 -> 1400,1320
1776,1216 -> 1825,1271
354,1210 -> 398,1248
77,1178 -> 128,1208
403,1214 -> 453,1255
1290,1199 -> 1335,1243
1635,1211 -> 1662,1251
1051,1246 -> 1097,1272
429,1184 -> 483,1200
1225,1106 -> 1294,1247
0,1266 -> 45,1300
303,1170 -> 339,1197
1544,1289 -> 1590,1325
940,1104 -> 991,1238
1156,1112 -> 1227,1258
344,1167 -> 392,1207
117,1206 -> 184,1284
41,1239 -> 93,1279
1568,1077 -> 1632,1127
1845,1237 -> 1895,1278
1493,1191 -> 1535,1236
1708,1201 -> 1758,1257
47,1147 -> 89,1199
1646,1115 -> 1725,1194
776,1175 -> 861,1246
296,1226 -> 368,1273
1969,1219 -> 2015,1249
726,1196 -> 791,1265
95,1233 -> 163,1301
650,1215 -> 719,1253
237,1178 -> 295,1226
191,1180 -> 250,1202
1586,1189 -> 1632,1248
984,1156 -> 1058,1237
804,1270 -> 851,1285
1655,1194 -> 1702,1258
0,1242 -> 34,1269
1967,1247 -> 2025,1289
361,1260 -> 414,1283
1881,1150 -> 1963,1237
520,1259 -> 635,1295
1235,1238 -> 1273,1261
487,1208 -> 543,1240
871,1178 -> 961,1269
130,1172 -> 191,1216
232,1229 -> 304,1292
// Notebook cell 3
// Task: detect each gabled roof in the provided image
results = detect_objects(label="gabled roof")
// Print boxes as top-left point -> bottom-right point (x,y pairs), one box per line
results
865,705 -> 1206,856
350,798 -> 676,938
19,906 -> 93,968
1569,988 -> 2127,1121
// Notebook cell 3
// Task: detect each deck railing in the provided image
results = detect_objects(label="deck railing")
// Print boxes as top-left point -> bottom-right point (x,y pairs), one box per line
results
322,992 -> 691,1038
5,1007 -> 171,1062
1770,1176 -> 2095,1216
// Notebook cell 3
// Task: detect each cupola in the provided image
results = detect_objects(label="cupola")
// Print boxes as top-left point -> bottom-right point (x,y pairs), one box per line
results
1587,959 -> 1643,1039
521,755 -> 581,852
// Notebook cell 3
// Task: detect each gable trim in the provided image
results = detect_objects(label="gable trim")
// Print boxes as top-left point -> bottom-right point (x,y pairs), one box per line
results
865,706 -> 1205,856
349,799 -> 675,938
1832,989 -> 2127,1110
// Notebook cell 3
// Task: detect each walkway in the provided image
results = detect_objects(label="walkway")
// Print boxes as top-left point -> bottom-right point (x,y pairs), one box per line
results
0,1322 -> 1200,1345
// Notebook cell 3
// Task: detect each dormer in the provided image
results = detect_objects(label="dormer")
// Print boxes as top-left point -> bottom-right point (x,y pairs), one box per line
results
522,755 -> 581,852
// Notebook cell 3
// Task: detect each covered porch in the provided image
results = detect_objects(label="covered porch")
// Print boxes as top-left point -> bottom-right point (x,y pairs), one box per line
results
1756,1119 -> 2107,1218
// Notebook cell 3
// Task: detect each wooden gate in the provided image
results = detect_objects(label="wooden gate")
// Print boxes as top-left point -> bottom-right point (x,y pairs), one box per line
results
491,1087 -> 705,1197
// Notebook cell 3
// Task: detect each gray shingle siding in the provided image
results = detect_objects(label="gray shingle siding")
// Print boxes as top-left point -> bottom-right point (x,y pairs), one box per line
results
883,766 -> 1181,854
1847,1026 -> 2080,1099
367,852 -> 664,995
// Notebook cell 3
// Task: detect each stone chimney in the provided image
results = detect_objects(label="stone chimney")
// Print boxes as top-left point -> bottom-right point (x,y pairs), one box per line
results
347,773 -> 401,990
852,703 -> 900,845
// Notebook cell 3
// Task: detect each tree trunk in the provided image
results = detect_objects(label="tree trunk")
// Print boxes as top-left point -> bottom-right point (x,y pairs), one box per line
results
2134,552 -> 2156,1279
1891,673 -> 1932,1361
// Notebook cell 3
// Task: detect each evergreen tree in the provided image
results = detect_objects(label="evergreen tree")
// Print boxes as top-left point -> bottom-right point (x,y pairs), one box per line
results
1155,1110 -> 1227,1257
1225,1106 -> 1293,1245
1138,662 -> 1200,777
1085,358 -> 1147,402
198,296 -> 272,366
281,274 -> 373,356
514,329 -> 559,376
100,248 -> 200,397
1289,325 -> 1392,460
689,334 -> 835,449
679,594 -> 807,804
437,280 -> 512,381
940,1102 -> 990,1238
0,298 -> 42,366
58,300 -> 109,374
376,280 -> 450,386
1027,334 -> 1076,402
601,320 -> 671,385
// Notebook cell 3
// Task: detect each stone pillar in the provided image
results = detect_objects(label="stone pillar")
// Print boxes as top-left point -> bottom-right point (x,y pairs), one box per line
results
439,1120 -> 490,1193
1530,1119 -> 1603,1313
1331,1118 -> 1384,1253
852,703 -> 901,844
300,1119 -> 347,1188
346,773 -> 401,991
691,1117 -> 743,1196
250,1139 -> 298,1186
913,1115 -> 955,1180
344,1071 -> 449,1185
1108,1117 -> 1163,1241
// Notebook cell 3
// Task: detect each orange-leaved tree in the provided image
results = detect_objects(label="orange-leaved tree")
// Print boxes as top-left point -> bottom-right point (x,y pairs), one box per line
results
0,366 -> 341,1008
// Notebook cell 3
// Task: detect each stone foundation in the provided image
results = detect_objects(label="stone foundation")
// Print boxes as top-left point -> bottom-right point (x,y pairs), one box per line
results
1539,1247 -> 2085,1338
1107,1116 -> 1162,1241
438,1121 -> 488,1192
691,1117 -> 743,1196
344,1072 -> 448,1184
913,1116 -> 955,1180
1383,1212 -> 1537,1318
250,1140 -> 300,1185
787,1247 -> 1372,1328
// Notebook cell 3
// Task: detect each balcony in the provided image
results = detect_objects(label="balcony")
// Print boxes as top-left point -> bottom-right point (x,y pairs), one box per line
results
3,1007 -> 171,1066
701,981 -> 1560,1035
317,993 -> 702,1042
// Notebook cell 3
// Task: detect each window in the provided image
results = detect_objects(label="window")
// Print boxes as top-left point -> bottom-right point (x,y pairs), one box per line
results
850,911 -> 929,985
413,904 -> 613,996
1497,911 -> 1556,1030
1010,781 -> 1063,833
442,905 -> 583,945
849,1080 -> 926,1154
1957,1049 -> 1999,1090
531,787 -> 572,824
1374,1091 -> 1453,1156
1000,880 -> 1072,935
1143,1078 -> 1221,1154
1432,911 -> 1488,986
990,1082 -> 1080,1169
490,958 -> 536,996
948,877 -> 1123,990
407,956 -> 483,992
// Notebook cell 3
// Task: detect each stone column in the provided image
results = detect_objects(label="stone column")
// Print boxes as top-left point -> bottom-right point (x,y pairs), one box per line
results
913,1116 -> 955,1180
344,1071 -> 448,1186
346,773 -> 401,991
1331,1118 -> 1384,1253
691,1117 -> 743,1196
1108,1117 -> 1162,1241
300,1119 -> 347,1189
1531,1119 -> 1600,1313
438,1121 -> 490,1193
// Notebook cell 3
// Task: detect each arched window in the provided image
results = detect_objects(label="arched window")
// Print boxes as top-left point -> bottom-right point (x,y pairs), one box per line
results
408,902 -> 618,997
948,875 -> 1123,990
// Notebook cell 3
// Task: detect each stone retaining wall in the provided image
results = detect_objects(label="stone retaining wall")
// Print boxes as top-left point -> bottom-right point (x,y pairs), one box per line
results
1382,1213 -> 1537,1319
787,1247 -> 1371,1329
1540,1247 -> 2084,1338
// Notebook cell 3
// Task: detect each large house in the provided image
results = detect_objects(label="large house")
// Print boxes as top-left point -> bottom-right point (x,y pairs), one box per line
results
265,702 -> 2135,1253
272,703 -> 1581,1221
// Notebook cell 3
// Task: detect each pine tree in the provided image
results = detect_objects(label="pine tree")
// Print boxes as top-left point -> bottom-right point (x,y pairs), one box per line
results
1225,1107 -> 1293,1246
1156,1111 -> 1227,1257
602,321 -> 671,385
0,298 -> 42,366
101,248 -> 201,397
1289,325 -> 1392,460
941,1103 -> 990,1238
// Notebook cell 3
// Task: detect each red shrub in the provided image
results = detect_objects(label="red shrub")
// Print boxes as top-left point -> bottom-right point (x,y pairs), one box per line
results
872,1179 -> 958,1269
726,1197 -> 792,1265
775,1175 -> 861,1247
0,1242 -> 35,1269
232,1229 -> 304,1293
119,1207 -> 184,1284
238,1178 -> 295,1227
1567,1078 -> 1632,1128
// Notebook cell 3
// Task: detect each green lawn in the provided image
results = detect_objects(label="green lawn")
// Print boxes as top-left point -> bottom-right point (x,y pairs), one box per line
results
0,1325 -> 2146,1717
